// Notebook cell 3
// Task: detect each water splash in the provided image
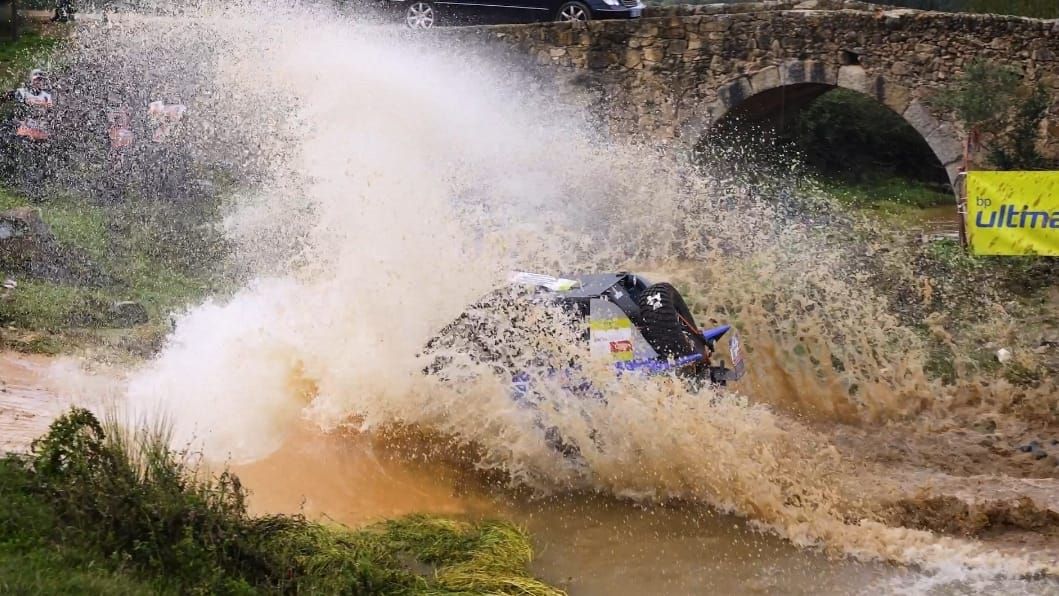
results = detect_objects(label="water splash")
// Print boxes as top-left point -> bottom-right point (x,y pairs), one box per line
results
52,1 -> 1059,583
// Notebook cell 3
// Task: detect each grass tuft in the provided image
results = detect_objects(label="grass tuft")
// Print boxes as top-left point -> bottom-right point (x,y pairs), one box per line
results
0,408 -> 563,595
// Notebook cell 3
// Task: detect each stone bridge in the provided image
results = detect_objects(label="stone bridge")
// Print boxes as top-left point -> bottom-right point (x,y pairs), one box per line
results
451,0 -> 1059,184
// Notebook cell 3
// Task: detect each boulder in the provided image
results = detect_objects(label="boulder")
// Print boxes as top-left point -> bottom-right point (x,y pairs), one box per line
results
0,206 -> 108,285
0,206 -> 53,240
0,207 -> 60,279
107,301 -> 149,328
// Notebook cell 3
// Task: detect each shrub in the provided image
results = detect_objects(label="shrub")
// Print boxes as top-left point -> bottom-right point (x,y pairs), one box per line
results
0,408 -> 564,595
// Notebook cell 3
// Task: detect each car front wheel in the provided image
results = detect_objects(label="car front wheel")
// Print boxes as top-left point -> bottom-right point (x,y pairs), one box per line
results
556,1 -> 591,22
405,1 -> 436,28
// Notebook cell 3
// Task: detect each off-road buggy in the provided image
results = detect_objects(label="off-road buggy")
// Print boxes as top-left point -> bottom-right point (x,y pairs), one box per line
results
423,271 -> 745,388
421,271 -> 745,457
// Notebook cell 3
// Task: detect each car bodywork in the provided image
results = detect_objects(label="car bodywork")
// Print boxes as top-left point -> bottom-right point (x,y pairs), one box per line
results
424,271 -> 745,388
509,271 -> 744,383
422,271 -> 746,457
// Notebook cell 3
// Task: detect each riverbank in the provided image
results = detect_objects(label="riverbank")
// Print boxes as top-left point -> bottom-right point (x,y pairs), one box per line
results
0,187 -> 229,359
0,408 -> 564,595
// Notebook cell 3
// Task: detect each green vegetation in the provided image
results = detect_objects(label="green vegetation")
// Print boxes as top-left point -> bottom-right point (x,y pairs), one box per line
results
870,0 -> 1059,18
932,61 -> 1021,136
822,176 -> 953,210
988,85 -> 1052,171
700,87 -> 953,215
0,26 -> 61,90
0,408 -> 563,595
785,88 -> 950,187
0,189 -> 226,335
653,0 -> 1059,18
933,60 -> 1056,171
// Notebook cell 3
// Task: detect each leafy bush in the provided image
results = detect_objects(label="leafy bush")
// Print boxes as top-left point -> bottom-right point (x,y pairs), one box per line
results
988,84 -> 1052,171
788,89 -> 950,185
934,61 -> 1055,171
933,61 -> 1021,135
0,408 -> 563,595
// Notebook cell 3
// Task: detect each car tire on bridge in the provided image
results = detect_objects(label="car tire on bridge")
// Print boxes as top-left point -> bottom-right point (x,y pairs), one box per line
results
556,1 -> 591,22
405,1 -> 437,28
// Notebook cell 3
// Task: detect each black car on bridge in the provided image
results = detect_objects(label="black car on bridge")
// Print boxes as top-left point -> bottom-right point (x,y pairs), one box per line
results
382,0 -> 643,28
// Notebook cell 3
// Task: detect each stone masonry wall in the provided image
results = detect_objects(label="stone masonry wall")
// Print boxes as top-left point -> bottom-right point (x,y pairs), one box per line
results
446,2 -> 1059,181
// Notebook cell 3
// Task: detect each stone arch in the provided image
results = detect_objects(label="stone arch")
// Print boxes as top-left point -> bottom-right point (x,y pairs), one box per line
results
681,60 -> 964,185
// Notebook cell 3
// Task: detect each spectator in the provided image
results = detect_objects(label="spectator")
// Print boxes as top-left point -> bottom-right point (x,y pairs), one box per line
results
52,0 -> 75,22
13,69 -> 53,141
15,70 -> 54,109
0,69 -> 57,194
107,107 -> 134,153
147,100 -> 186,143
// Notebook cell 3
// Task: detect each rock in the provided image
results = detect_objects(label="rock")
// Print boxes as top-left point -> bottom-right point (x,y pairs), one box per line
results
890,60 -> 912,76
623,49 -> 642,68
750,66 -> 781,93
902,101 -> 941,138
996,348 -> 1012,363
837,65 -> 869,93
642,46 -> 664,63
0,206 -> 52,240
971,418 -> 997,434
1015,440 -> 1049,459
0,207 -> 107,285
107,301 -> 149,328
925,123 -> 963,166
0,207 -> 60,279
1032,48 -> 1054,62
1017,441 -> 1038,453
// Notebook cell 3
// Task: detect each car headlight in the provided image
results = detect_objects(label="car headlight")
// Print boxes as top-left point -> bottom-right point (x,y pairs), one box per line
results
602,0 -> 620,6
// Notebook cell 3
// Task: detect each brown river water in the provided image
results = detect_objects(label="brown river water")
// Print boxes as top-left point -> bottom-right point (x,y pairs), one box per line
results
231,428 -> 895,594
5,350 -> 1059,594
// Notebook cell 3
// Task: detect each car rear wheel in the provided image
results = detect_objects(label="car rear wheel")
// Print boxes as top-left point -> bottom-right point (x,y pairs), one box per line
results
406,1 -> 436,28
556,1 -> 591,22
636,283 -> 707,360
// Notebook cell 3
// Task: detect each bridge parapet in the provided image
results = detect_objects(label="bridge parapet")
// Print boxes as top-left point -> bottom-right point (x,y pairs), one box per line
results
449,4 -> 1059,182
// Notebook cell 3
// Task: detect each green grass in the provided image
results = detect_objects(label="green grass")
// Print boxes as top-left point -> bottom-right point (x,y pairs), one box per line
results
0,279 -> 110,329
0,26 -> 62,91
823,176 -> 955,211
0,409 -> 563,595
0,187 -> 228,339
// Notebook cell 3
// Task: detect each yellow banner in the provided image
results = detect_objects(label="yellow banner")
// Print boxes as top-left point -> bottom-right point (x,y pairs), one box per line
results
965,171 -> 1059,256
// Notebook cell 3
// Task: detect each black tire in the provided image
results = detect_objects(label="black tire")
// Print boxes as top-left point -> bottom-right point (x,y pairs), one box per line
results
405,1 -> 437,29
637,283 -> 707,359
556,1 -> 591,22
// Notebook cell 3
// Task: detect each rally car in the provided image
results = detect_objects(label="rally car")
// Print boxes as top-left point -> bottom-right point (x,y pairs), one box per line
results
423,271 -> 745,388
421,271 -> 745,457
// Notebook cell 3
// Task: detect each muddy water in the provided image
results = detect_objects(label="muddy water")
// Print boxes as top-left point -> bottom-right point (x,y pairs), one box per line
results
914,205 -> 961,236
232,429 -> 894,595
0,352 -> 68,453
7,351 -> 1059,593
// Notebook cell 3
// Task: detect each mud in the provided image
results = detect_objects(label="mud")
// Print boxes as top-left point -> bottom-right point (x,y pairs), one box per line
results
0,352 -> 66,453
6,349 -> 1059,593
